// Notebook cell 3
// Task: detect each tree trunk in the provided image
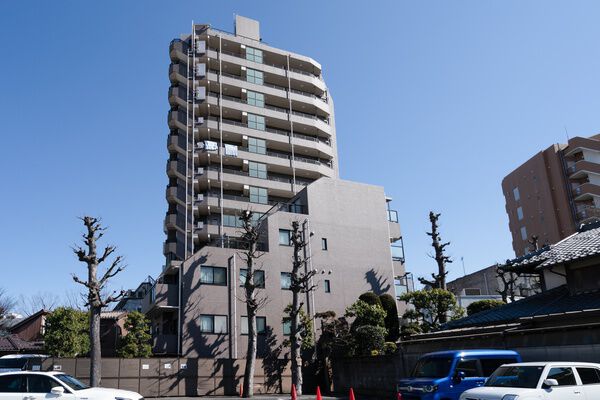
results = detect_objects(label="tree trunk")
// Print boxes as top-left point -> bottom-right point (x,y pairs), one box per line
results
243,311 -> 257,397
290,239 -> 303,395
89,305 -> 101,387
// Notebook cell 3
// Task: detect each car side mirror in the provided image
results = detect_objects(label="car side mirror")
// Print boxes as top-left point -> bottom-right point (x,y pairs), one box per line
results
454,370 -> 466,383
543,379 -> 559,388
51,386 -> 65,396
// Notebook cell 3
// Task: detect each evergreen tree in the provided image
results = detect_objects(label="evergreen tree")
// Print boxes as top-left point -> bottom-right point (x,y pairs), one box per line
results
44,307 -> 89,357
118,311 -> 152,358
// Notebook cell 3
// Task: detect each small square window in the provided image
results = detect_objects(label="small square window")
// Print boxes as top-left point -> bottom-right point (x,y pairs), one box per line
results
279,229 -> 292,246
282,318 -> 291,336
248,137 -> 266,155
246,68 -> 264,85
247,90 -> 265,107
241,316 -> 266,335
520,226 -> 528,241
321,238 -> 328,250
513,187 -> 520,201
324,279 -> 331,293
249,186 -> 268,204
245,47 -> 263,64
281,272 -> 292,290
247,113 -> 265,131
249,161 -> 267,179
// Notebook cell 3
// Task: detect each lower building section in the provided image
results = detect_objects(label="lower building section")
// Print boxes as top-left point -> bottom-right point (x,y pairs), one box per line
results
141,178 -> 411,356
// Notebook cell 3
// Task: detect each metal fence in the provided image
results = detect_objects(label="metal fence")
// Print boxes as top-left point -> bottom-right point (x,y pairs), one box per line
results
41,357 -> 292,397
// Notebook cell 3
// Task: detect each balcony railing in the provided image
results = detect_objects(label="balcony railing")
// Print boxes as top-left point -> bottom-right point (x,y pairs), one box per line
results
204,116 -> 332,146
206,44 -> 322,80
576,205 -> 600,221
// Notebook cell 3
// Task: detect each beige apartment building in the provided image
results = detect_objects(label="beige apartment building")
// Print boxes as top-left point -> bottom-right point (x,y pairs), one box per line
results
503,134 -> 600,256
135,16 -> 410,357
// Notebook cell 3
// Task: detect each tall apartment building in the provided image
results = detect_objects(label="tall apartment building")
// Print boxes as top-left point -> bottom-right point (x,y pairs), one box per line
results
141,16 -> 409,360
502,134 -> 600,256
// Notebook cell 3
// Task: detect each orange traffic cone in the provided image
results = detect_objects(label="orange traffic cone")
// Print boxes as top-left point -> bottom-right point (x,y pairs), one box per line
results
239,382 -> 243,397
349,387 -> 356,400
291,384 -> 297,400
316,386 -> 322,400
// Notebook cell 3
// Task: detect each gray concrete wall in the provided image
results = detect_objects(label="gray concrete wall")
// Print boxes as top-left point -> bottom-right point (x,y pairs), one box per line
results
178,178 -> 401,359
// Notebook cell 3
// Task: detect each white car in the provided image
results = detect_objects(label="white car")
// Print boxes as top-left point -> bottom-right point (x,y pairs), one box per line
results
460,362 -> 600,400
0,371 -> 143,400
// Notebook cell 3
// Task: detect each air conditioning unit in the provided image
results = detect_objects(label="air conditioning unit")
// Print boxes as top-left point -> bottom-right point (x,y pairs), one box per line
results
196,167 -> 204,175
196,194 -> 204,202
195,40 -> 206,54
195,87 -> 206,100
195,64 -> 206,77
196,117 -> 204,125
196,221 -> 204,230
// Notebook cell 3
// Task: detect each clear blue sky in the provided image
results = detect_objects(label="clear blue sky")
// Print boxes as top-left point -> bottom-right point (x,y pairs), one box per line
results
2,1 -> 600,309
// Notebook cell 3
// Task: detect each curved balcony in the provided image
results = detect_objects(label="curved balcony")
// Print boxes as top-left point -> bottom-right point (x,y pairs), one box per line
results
167,134 -> 188,154
169,40 -> 188,63
169,63 -> 188,84
167,110 -> 188,132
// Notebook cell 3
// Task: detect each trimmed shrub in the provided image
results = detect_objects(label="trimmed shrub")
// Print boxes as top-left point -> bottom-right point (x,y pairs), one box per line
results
467,299 -> 505,316
354,325 -> 386,356
359,292 -> 382,308
379,293 -> 400,341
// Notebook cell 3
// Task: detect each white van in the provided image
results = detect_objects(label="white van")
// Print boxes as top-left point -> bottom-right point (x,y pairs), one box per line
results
460,362 -> 600,400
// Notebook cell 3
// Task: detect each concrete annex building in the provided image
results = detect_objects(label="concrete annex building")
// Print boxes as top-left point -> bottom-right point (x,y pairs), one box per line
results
503,134 -> 600,256
135,16 -> 410,357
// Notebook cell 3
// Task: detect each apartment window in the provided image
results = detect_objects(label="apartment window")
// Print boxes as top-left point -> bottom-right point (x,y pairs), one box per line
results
282,318 -> 291,335
223,214 -> 243,228
321,238 -> 328,250
249,186 -> 268,204
247,113 -> 265,131
247,90 -> 265,107
324,279 -> 331,293
240,269 -> 265,288
241,316 -> 266,334
279,229 -> 292,246
517,206 -> 524,221
249,161 -> 267,179
200,266 -> 227,285
281,272 -> 292,289
513,187 -> 520,201
248,137 -> 266,155
246,47 -> 263,63
520,226 -> 528,241
246,68 -> 264,85
199,315 -> 228,334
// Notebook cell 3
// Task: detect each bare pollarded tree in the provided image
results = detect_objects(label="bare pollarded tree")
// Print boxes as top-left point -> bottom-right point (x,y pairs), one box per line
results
287,220 -> 318,395
72,216 -> 125,387
0,288 -> 16,332
419,212 -> 452,290
238,210 -> 268,398
496,265 -> 519,303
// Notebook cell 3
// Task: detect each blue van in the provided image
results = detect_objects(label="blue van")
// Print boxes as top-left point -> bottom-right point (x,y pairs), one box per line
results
397,349 -> 521,400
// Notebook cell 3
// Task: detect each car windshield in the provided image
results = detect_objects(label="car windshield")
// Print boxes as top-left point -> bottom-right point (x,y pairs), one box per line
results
485,366 -> 544,388
411,357 -> 454,378
54,374 -> 89,391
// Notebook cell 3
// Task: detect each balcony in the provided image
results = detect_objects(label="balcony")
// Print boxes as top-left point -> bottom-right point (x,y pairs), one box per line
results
166,160 -> 187,179
169,63 -> 188,83
576,205 -> 600,222
568,160 -> 600,179
388,210 -> 401,241
565,136 -> 600,157
169,39 -> 188,63
572,183 -> 600,201
167,109 -> 188,131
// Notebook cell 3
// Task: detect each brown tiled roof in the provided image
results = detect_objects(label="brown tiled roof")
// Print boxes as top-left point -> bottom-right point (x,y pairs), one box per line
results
0,334 -> 43,352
